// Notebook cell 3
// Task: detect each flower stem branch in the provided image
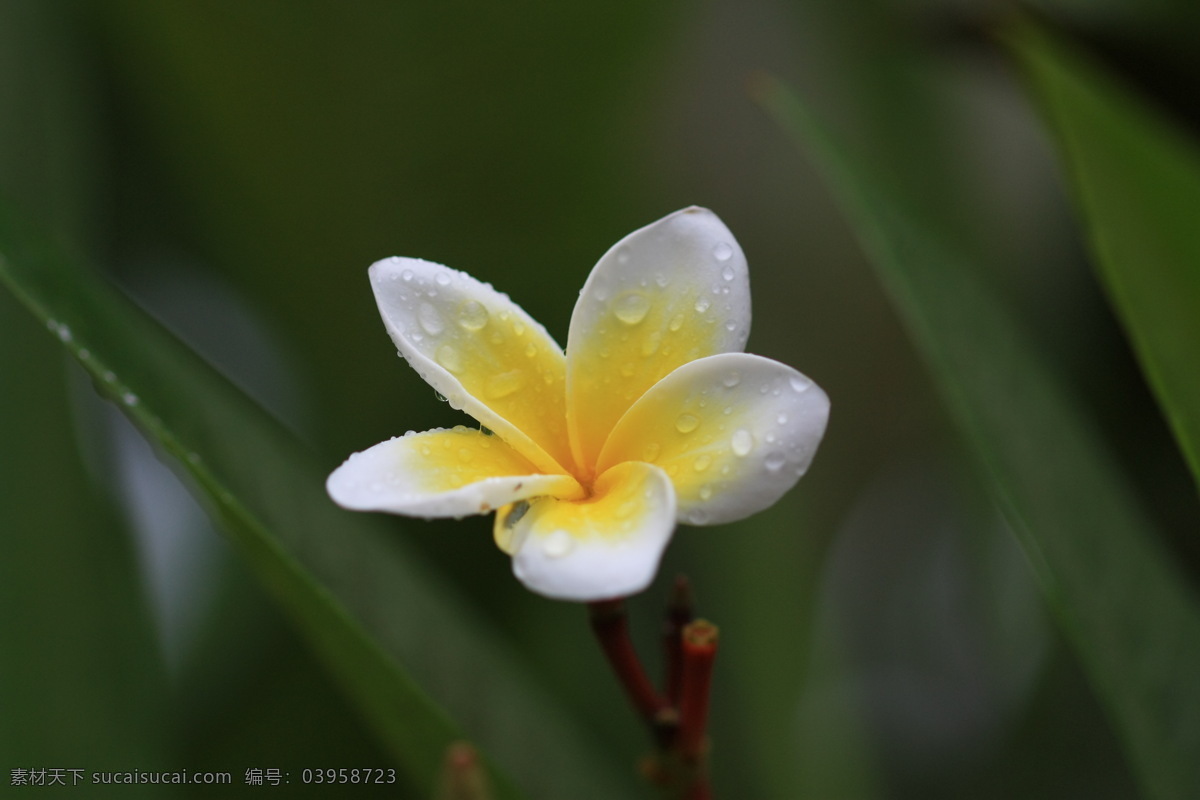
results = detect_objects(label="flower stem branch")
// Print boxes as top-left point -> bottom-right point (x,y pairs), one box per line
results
677,619 -> 718,762
663,575 -> 695,708
589,582 -> 719,799
588,599 -> 668,723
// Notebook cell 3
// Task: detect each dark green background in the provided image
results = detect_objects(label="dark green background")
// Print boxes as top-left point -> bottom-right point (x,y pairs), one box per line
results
3,1 -> 1198,797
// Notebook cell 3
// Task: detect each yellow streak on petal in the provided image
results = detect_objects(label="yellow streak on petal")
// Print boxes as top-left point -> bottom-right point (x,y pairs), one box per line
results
568,286 -> 724,473
502,461 -> 670,551
428,306 -> 572,471
403,426 -> 573,496
596,354 -> 827,526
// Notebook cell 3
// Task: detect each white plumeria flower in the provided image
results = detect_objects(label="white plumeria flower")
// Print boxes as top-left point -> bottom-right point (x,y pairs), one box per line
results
327,207 -> 830,601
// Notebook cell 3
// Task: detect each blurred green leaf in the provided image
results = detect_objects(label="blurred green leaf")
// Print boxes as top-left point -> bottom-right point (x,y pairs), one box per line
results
0,1 -> 167,785
0,211 -> 635,800
759,75 -> 1200,800
1008,21 -> 1200,496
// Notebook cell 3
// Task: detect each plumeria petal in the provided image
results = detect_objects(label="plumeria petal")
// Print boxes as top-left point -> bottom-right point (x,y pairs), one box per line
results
596,353 -> 829,526
493,462 -> 677,601
566,207 -> 751,474
370,257 -> 573,475
327,426 -> 584,517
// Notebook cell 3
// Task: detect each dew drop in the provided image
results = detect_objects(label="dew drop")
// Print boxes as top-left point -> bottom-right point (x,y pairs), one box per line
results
765,452 -> 787,472
668,313 -> 685,332
713,242 -> 733,262
435,344 -> 463,373
613,291 -> 651,325
675,414 -> 700,434
693,454 -> 712,472
790,375 -> 812,393
731,428 -> 754,457
418,303 -> 444,335
724,320 -> 736,332
722,371 -> 741,388
699,485 -> 713,501
513,321 -> 526,336
777,412 -> 789,425
616,247 -> 631,265
620,362 -> 635,378
654,273 -> 668,288
688,508 -> 710,525
458,300 -> 489,331
401,268 -> 414,282
694,297 -> 711,314
641,330 -> 663,357
642,442 -> 661,462
542,529 -> 574,558
121,392 -> 139,406
485,370 -> 526,399
524,342 -> 538,358
435,271 -> 451,286
720,264 -> 735,282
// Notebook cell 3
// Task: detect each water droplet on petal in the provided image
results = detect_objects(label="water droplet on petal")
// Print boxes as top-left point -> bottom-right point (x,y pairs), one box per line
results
693,454 -> 712,472
731,429 -> 754,457
642,442 -> 661,462
613,291 -> 650,325
668,313 -> 685,332
641,330 -> 663,357
694,297 -> 711,314
401,269 -> 414,282
418,303 -> 444,335
713,242 -> 733,262
790,375 -> 812,393
435,271 -> 451,286
435,344 -> 463,373
777,412 -> 789,425
616,247 -> 631,265
654,273 -> 668,288
458,300 -> 489,331
485,370 -> 526,399
720,264 -> 735,281
523,342 -> 538,358
688,508 -> 710,525
699,485 -> 713,500
765,452 -> 786,472
675,414 -> 700,434
513,321 -> 526,336
543,529 -> 574,558
722,371 -> 741,388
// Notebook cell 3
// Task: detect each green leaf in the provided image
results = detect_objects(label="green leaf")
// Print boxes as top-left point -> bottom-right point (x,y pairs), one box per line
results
0,212 -> 634,800
758,75 -> 1200,800
1007,21 -> 1200,495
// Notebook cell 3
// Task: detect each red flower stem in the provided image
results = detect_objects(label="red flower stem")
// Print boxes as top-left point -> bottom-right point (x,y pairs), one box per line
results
587,599 -> 667,724
663,575 -> 695,708
677,619 -> 719,762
